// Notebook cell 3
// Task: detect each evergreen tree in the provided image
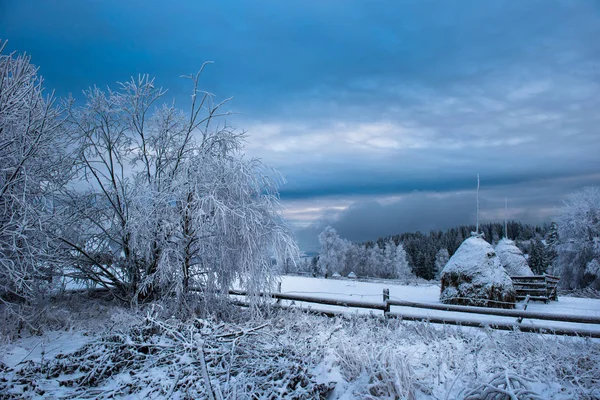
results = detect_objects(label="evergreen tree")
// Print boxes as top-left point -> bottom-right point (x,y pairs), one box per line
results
395,242 -> 413,280
434,248 -> 450,279
528,237 -> 547,275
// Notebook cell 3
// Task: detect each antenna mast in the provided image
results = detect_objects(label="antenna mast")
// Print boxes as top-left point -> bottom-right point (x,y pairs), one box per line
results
476,174 -> 480,234
504,196 -> 508,239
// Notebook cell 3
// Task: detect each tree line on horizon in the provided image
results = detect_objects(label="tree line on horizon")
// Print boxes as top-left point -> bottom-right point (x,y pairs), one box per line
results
305,187 -> 600,290
291,221 -> 553,281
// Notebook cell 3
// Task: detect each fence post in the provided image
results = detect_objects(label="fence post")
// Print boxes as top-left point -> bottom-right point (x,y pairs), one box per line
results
276,282 -> 282,304
517,294 -> 530,324
383,288 -> 390,316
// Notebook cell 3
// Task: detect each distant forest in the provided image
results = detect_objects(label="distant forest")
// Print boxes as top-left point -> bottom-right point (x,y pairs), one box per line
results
370,221 -> 554,279
296,221 -> 555,281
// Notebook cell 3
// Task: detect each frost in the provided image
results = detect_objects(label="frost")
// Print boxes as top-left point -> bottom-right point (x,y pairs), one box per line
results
586,259 -> 600,277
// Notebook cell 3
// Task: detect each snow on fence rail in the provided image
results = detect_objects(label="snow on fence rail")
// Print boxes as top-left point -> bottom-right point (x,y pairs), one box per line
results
229,288 -> 600,338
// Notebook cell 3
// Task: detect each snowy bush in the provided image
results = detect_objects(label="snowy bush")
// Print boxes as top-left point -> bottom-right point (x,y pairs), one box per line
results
440,237 -> 516,308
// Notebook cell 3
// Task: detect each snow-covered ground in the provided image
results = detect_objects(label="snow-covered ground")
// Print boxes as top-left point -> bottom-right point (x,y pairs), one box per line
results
2,278 -> 600,399
278,275 -> 600,334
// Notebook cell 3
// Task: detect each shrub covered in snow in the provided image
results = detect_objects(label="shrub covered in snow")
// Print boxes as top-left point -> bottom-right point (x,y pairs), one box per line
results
555,186 -> 600,289
347,272 -> 357,279
495,238 -> 534,276
440,237 -> 516,308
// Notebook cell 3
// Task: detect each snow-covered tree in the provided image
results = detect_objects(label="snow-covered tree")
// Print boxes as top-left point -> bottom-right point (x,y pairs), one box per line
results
394,242 -> 413,280
61,69 -> 297,304
365,245 -> 384,278
0,42 -> 72,304
555,186 -> 600,289
343,243 -> 362,277
381,240 -> 397,278
317,226 -> 348,276
527,237 -> 548,275
434,248 -> 450,280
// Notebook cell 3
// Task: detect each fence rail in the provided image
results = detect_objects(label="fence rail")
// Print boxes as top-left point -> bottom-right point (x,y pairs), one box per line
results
511,274 -> 560,302
230,287 -> 600,338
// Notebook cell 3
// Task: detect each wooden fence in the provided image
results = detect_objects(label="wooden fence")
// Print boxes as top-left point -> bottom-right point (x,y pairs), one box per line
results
229,287 -> 600,338
511,274 -> 560,302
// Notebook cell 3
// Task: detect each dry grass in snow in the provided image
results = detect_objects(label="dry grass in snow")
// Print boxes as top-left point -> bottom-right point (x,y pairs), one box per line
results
1,298 -> 600,399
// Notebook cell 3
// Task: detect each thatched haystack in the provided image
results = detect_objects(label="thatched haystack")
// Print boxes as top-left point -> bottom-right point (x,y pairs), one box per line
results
440,236 -> 516,308
495,238 -> 534,276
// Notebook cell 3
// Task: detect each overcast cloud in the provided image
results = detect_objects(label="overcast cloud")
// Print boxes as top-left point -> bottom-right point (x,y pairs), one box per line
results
2,0 -> 599,251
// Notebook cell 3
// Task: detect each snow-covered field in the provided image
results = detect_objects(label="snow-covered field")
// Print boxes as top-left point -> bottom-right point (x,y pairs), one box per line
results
278,275 -> 600,334
2,277 -> 600,399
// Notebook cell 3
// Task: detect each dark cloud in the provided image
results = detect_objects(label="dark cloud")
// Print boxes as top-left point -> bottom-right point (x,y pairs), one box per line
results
294,174 -> 600,251
2,0 -> 599,249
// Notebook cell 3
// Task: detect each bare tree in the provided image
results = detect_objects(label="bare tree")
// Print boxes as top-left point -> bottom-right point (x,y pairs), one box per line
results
0,41 -> 72,308
62,68 -> 297,306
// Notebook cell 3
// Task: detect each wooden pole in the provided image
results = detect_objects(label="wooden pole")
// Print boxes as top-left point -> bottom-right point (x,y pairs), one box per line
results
476,174 -> 480,234
383,288 -> 390,315
504,196 -> 508,239
276,282 -> 282,304
517,295 -> 530,324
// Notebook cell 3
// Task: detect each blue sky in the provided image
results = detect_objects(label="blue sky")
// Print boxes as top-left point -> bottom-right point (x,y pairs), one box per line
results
2,0 -> 600,250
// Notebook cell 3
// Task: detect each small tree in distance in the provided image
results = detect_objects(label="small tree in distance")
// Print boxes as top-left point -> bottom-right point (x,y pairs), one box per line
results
434,248 -> 450,280
317,226 -> 348,276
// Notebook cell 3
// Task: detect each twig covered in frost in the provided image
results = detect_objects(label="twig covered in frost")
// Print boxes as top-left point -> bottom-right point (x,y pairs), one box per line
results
0,312 -> 332,399
464,370 -> 545,400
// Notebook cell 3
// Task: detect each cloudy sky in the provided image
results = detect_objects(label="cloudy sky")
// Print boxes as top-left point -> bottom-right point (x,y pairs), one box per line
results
2,0 -> 599,250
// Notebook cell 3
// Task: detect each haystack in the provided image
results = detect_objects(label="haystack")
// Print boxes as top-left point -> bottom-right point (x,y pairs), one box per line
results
440,236 -> 516,308
495,238 -> 534,276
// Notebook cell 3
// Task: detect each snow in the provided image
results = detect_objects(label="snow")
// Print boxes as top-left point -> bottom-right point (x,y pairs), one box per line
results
440,237 -> 516,307
280,275 -> 439,303
3,281 -> 600,399
1,331 -> 89,369
495,238 -> 534,276
442,237 -> 512,284
278,275 -> 600,335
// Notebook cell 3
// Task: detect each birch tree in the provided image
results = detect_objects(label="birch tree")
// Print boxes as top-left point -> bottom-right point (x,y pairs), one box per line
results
62,68 -> 297,304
